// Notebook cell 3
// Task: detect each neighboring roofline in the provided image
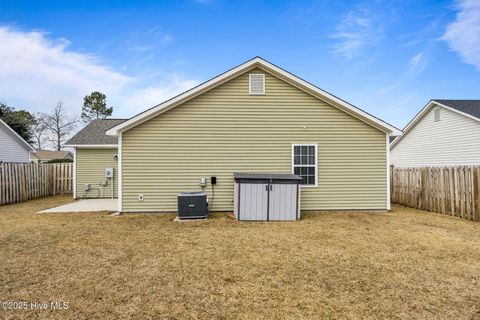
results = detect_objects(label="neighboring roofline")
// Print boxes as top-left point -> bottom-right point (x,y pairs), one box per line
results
390,100 -> 480,149
64,118 -> 127,146
30,151 -> 72,160
106,57 -> 402,136
0,118 -> 35,152
64,144 -> 118,148
434,100 -> 480,123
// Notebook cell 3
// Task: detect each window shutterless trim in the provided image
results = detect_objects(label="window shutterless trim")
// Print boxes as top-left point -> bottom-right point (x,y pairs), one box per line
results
291,143 -> 318,187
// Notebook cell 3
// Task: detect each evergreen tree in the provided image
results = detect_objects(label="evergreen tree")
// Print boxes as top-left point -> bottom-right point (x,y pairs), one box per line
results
0,102 -> 35,143
81,91 -> 113,123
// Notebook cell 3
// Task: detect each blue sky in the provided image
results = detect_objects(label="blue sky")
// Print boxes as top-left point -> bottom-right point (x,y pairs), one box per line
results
0,0 -> 479,128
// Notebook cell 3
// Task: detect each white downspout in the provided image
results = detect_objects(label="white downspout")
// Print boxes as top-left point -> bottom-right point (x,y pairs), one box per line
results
386,133 -> 391,211
118,133 -> 122,212
73,147 -> 77,199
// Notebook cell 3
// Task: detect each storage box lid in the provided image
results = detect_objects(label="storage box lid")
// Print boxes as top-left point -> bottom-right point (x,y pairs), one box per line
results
234,172 -> 302,184
177,191 -> 207,197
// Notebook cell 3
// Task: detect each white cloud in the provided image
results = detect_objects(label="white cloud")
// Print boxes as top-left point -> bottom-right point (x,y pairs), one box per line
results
0,26 -> 198,117
148,25 -> 174,44
443,0 -> 480,70
122,77 -> 199,110
330,8 -> 382,59
410,52 -> 427,74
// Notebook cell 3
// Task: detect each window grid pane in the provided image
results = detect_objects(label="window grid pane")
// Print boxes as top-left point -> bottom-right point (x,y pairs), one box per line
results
293,145 -> 316,186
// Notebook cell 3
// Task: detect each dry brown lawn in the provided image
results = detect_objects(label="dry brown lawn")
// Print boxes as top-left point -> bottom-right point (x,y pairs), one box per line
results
1,196 -> 480,319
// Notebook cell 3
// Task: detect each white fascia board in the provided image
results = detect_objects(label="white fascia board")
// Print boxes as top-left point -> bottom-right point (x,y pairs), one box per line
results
64,144 -> 118,148
106,57 -> 402,136
390,100 -> 480,149
434,101 -> 480,123
258,59 -> 403,136
106,59 -> 260,136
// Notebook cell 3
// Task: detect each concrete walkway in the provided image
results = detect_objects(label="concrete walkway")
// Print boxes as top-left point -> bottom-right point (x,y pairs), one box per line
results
38,199 -> 117,213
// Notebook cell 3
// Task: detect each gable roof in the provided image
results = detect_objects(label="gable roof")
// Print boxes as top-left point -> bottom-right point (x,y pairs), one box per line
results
0,119 -> 35,152
434,100 -> 480,119
106,57 -> 402,136
65,119 -> 126,147
31,150 -> 72,160
390,99 -> 480,148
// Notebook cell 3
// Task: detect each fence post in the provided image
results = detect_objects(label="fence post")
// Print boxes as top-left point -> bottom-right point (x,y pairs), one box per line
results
0,162 -> 73,205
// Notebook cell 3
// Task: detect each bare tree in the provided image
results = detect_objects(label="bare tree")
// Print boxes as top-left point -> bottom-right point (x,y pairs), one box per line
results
44,101 -> 77,151
31,113 -> 48,150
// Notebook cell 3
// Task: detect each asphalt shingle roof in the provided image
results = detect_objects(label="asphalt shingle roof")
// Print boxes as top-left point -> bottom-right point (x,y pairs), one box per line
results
31,150 -> 71,160
66,119 -> 126,145
433,100 -> 480,119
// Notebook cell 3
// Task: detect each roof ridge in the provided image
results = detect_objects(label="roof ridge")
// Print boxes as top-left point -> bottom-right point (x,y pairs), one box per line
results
106,57 -> 401,136
92,118 -> 128,121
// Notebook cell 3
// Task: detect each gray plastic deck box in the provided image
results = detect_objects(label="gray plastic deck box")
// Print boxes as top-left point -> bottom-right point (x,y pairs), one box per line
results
233,173 -> 302,221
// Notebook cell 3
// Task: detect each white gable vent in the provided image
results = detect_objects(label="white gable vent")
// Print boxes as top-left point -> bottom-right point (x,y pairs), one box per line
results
249,74 -> 265,95
434,108 -> 441,122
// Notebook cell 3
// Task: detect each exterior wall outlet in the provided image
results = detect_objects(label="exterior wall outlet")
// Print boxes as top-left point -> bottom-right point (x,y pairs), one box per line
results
105,167 -> 114,178
138,194 -> 144,201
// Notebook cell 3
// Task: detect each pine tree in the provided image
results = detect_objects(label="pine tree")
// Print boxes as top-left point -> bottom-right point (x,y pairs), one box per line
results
81,91 -> 113,123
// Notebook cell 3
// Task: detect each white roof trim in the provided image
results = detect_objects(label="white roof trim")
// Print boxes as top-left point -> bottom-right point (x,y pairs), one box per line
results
390,100 -> 480,149
64,144 -> 118,148
0,118 -> 35,151
434,101 -> 480,123
106,57 -> 402,136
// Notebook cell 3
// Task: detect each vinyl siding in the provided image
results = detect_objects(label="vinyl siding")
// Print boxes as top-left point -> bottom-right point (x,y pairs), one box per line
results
75,148 -> 118,198
391,106 -> 480,167
122,67 -> 387,212
0,126 -> 30,162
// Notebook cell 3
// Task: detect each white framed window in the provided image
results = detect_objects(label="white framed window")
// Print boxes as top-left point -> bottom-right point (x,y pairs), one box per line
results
249,74 -> 265,95
434,108 -> 441,122
292,144 -> 317,187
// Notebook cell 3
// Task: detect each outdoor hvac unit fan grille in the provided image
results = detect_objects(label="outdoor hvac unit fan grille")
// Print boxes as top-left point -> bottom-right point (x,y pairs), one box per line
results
177,191 -> 208,219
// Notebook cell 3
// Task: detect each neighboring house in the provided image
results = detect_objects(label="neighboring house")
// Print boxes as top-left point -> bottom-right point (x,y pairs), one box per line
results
65,119 -> 124,199
30,150 -> 73,163
71,57 -> 401,212
0,118 -> 34,163
391,100 -> 480,167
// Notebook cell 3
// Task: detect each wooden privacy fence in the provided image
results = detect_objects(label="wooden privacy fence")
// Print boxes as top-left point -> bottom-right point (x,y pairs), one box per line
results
0,162 -> 73,205
391,166 -> 480,221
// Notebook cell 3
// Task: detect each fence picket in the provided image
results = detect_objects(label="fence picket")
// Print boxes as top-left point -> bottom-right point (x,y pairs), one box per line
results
391,166 -> 480,221
0,163 -> 73,205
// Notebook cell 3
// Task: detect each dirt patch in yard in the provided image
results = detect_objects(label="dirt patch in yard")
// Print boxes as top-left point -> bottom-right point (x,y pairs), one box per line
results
1,197 -> 480,319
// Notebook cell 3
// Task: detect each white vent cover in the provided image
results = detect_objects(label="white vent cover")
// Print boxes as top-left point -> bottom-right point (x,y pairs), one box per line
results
434,108 -> 441,122
249,74 -> 265,95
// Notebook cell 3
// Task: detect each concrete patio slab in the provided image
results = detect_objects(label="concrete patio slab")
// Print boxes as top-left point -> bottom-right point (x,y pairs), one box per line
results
38,199 -> 117,213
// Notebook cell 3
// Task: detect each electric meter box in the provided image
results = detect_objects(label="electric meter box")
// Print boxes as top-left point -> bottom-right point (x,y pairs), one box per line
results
105,167 -> 114,178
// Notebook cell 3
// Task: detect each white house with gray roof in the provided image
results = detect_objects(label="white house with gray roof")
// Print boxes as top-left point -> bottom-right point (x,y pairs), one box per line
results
0,118 -> 34,163
391,100 -> 480,167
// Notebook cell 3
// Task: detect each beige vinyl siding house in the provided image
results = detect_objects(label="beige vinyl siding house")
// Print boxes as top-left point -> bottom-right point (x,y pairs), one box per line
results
75,148 -> 118,198
121,68 -> 388,212
391,100 -> 480,167
105,57 -> 401,213
65,119 -> 124,199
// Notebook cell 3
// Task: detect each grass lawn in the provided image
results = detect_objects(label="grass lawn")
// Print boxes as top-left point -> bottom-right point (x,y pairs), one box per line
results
1,196 -> 480,319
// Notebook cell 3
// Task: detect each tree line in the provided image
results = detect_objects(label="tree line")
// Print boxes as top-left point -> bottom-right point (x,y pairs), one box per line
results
0,91 -> 113,151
